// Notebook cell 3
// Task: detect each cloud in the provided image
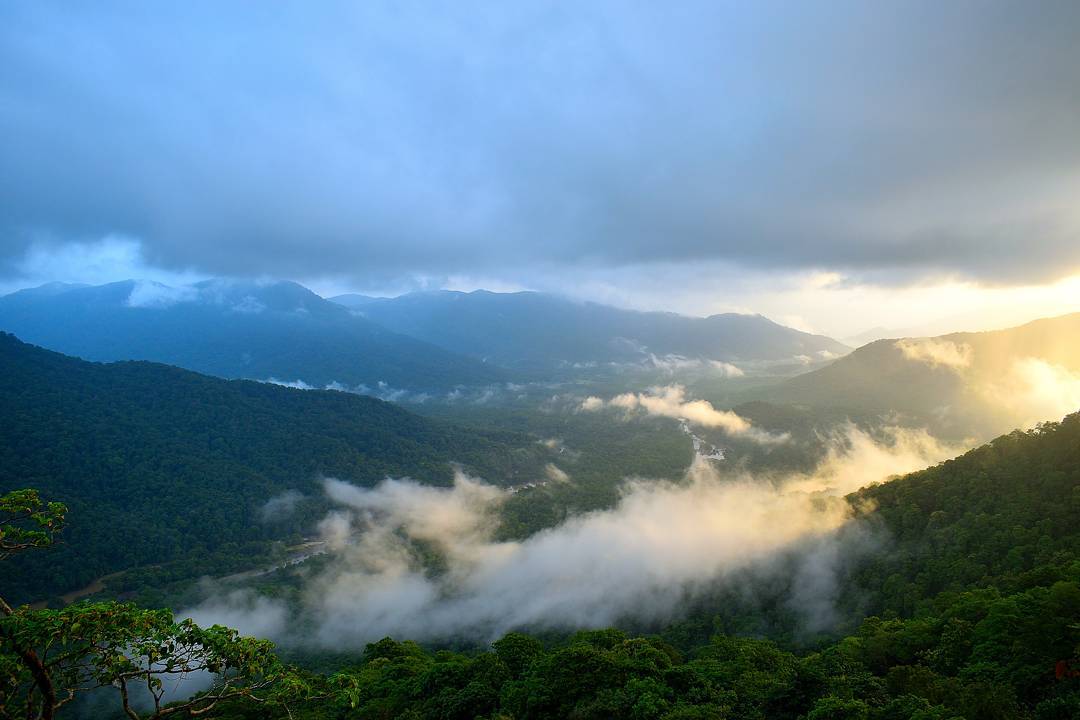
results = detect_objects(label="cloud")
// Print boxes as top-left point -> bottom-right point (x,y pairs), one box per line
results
892,331 -> 1080,431
582,385 -> 786,443
259,377 -> 439,404
185,425 -> 958,646
896,338 -> 973,370
977,358 -> 1080,429
543,464 -> 570,484
710,360 -> 745,377
2,2 -> 1080,290
645,354 -> 746,378
258,490 -> 305,522
646,354 -> 705,373
0,236 -> 205,295
263,378 -> 315,390
125,280 -> 198,308
786,425 -> 958,496
322,473 -> 506,549
181,588 -> 288,641
579,396 -> 604,412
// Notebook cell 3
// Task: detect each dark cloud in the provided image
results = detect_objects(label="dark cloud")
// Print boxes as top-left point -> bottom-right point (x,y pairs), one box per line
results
2,1 -> 1079,286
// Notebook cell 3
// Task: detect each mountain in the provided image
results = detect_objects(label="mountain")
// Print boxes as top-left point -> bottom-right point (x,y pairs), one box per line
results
848,411 -> 1080,616
333,290 -> 850,372
770,312 -> 1080,438
0,280 -> 507,392
0,334 -> 547,604
840,325 -> 894,346
331,293 -> 383,309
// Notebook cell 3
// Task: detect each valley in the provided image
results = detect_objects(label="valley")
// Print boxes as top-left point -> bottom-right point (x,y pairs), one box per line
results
3,7 -> 1079,716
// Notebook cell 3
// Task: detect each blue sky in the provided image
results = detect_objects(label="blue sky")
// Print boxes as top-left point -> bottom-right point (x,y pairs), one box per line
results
2,1 -> 1079,336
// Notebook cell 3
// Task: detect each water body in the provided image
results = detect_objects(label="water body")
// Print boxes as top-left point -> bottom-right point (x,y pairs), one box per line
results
678,419 -> 726,460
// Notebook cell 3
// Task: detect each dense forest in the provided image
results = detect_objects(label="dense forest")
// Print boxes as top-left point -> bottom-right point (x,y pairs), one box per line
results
0,334 -> 549,605
215,413 -> 1080,719
4,411 -> 1078,719
2,315 -> 1077,719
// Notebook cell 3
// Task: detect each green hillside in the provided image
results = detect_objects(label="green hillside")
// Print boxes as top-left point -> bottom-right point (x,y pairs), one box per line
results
0,334 -> 546,604
197,412 -> 1080,719
849,414 -> 1080,617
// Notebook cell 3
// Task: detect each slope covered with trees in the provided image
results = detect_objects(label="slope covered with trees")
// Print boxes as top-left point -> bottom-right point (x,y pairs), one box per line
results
0,334 -> 547,605
221,412 -> 1077,719
849,414 -> 1080,618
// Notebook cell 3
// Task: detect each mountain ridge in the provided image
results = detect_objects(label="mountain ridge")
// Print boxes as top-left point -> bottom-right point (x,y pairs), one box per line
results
0,279 -> 507,392
334,288 -> 850,371
769,311 -> 1080,438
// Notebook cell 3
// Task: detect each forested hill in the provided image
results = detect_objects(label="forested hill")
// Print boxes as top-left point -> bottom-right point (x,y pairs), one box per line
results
767,313 -> 1080,439
197,415 -> 1080,720
848,410 -> 1080,617
0,280 -> 508,392
0,333 -> 547,604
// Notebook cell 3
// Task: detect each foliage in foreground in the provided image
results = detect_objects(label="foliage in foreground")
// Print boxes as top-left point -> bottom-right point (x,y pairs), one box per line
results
0,490 -> 316,720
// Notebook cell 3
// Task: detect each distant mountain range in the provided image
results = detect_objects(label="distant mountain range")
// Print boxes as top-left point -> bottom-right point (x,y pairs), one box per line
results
0,333 -> 547,604
0,281 -> 850,392
770,312 -> 1080,438
333,289 -> 850,372
0,280 -> 505,392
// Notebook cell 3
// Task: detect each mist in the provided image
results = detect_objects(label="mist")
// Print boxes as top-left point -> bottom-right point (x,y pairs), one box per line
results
895,337 -> 1080,430
580,385 -> 787,443
183,425 -> 958,648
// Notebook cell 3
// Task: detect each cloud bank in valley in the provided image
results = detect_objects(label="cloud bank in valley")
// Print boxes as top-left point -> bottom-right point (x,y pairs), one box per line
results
580,385 -> 786,443
183,425 -> 958,647
645,354 -> 745,377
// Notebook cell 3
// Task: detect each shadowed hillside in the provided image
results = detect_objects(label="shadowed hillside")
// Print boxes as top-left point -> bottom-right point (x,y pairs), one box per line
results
0,334 -> 546,604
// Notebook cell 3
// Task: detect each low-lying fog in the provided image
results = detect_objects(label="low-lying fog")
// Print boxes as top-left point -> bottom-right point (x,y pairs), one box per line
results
184,415 -> 958,648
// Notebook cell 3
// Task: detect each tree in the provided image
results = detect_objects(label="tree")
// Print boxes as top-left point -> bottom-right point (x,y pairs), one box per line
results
0,488 -> 310,720
0,489 -> 66,565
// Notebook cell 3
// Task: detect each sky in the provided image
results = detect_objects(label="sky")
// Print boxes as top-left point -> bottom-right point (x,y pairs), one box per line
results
2,1 -> 1079,339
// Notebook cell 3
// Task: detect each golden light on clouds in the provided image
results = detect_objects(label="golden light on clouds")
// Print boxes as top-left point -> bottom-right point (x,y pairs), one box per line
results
732,271 -> 1080,341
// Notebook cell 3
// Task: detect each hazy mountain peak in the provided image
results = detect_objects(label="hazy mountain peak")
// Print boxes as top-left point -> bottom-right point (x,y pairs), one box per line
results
0,278 -> 508,391
771,311 -> 1080,439
344,288 -> 850,370
329,293 -> 382,309
6,281 -> 90,298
